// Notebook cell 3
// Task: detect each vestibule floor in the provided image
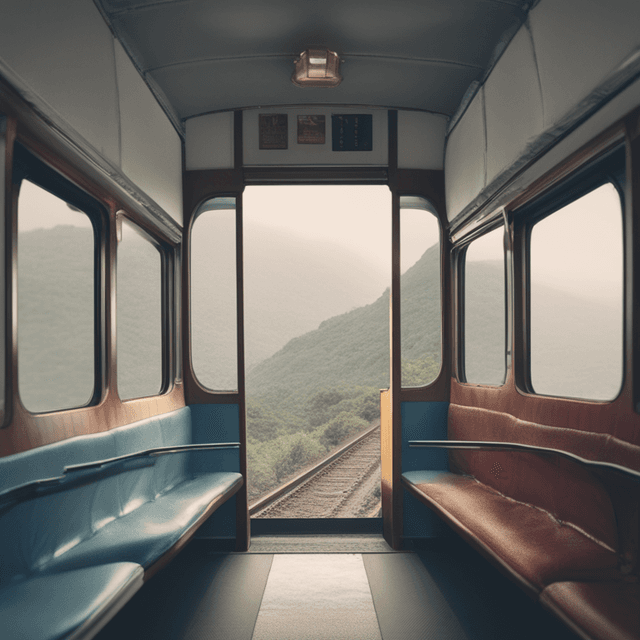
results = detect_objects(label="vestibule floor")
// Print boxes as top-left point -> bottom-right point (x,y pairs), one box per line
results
95,534 -> 578,640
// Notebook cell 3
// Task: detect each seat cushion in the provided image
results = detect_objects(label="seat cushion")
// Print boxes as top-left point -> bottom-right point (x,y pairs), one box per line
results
541,581 -> 640,640
48,472 -> 242,573
402,470 -> 620,595
0,562 -> 143,640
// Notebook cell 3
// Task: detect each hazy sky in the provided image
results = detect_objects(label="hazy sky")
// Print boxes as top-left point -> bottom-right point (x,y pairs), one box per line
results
19,180 -> 92,231
244,184 -> 438,274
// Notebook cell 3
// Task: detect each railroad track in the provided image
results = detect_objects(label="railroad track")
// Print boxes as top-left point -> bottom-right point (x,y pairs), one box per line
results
250,424 -> 381,519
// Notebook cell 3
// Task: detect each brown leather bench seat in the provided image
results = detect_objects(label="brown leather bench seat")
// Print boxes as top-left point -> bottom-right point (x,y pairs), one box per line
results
402,403 -> 640,640
540,582 -> 640,640
402,470 -> 621,597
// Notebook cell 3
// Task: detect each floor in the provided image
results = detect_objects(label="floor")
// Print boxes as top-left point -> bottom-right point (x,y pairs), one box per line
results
95,534 -> 579,640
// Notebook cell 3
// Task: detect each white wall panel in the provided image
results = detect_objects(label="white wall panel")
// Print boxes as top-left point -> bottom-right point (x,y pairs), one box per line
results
115,42 -> 183,226
185,112 -> 234,170
484,26 -> 543,185
398,111 -> 448,170
445,89 -> 486,221
0,0 -> 120,166
530,0 -> 640,129
243,107 -> 388,166
496,75 -> 640,216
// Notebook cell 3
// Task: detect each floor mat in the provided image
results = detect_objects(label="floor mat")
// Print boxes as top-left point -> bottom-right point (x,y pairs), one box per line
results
252,554 -> 382,640
244,534 -> 397,554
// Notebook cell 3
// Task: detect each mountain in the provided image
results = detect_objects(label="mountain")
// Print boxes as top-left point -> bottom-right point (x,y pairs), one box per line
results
248,247 -> 622,402
246,243 -> 443,397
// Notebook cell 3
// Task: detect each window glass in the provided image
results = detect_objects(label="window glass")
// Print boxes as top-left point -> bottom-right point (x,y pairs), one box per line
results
190,198 -> 237,391
18,180 -> 95,412
464,227 -> 506,385
400,196 -> 441,387
530,183 -> 623,400
117,219 -> 163,399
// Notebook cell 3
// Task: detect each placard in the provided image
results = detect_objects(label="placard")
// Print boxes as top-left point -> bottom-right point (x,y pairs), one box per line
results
331,114 -> 373,151
297,115 -> 326,144
259,114 -> 288,149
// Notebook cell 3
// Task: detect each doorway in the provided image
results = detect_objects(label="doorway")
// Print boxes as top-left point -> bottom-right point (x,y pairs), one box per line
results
243,185 -> 391,519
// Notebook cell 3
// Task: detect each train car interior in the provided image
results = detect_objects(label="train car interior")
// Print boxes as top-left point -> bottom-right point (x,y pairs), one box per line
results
0,1 -> 639,639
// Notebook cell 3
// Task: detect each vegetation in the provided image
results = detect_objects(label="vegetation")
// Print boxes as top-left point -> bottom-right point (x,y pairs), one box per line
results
245,385 -> 379,499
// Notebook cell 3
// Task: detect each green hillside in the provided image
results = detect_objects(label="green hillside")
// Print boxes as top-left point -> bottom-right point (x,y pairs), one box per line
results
246,243 -> 444,399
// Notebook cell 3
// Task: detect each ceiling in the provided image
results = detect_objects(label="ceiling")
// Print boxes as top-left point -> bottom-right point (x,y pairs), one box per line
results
95,0 -> 532,124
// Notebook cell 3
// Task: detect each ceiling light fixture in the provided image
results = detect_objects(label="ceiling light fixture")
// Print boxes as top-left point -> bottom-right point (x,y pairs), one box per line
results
292,49 -> 342,88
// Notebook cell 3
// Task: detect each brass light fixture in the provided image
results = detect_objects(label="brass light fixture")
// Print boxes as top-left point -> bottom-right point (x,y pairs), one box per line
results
292,49 -> 342,88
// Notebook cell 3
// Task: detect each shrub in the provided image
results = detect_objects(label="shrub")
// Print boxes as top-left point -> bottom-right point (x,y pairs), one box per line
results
272,432 -> 324,482
321,411 -> 368,449
306,388 -> 346,427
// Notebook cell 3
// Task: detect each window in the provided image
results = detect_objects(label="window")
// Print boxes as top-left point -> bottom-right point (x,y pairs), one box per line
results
117,219 -> 163,399
190,197 -> 238,391
529,183 -> 623,401
463,226 -> 506,385
400,196 -> 441,387
18,179 -> 97,412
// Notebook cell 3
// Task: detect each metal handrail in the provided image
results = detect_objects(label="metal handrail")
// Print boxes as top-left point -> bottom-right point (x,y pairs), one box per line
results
408,440 -> 640,482
0,442 -> 240,509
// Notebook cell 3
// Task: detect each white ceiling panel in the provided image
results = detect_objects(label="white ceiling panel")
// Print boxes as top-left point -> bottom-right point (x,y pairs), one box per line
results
150,56 -> 480,118
95,0 -> 531,120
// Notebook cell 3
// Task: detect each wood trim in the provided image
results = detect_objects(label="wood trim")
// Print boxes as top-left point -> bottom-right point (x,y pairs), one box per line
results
626,109 -> 640,416
380,389 -> 394,545
2,116 -> 16,430
383,110 -> 403,549
243,166 -> 388,184
234,109 -> 249,551
181,165 -> 244,405
395,169 -> 451,404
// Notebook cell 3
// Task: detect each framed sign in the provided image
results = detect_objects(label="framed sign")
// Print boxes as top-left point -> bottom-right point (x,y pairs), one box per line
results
331,114 -> 372,151
297,115 -> 326,144
259,114 -> 288,149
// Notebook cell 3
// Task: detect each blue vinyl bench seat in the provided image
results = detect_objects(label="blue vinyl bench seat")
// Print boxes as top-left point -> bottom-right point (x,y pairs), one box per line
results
0,563 -> 144,640
0,406 -> 243,640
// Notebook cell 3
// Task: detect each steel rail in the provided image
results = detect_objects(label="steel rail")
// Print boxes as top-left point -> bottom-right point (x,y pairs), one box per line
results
249,422 -> 380,516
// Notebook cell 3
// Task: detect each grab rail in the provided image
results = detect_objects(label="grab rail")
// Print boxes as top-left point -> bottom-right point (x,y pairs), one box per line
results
0,442 -> 240,510
408,440 -> 640,482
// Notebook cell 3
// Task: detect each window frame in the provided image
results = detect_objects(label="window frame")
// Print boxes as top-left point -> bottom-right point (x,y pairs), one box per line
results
189,195 -> 239,393
399,194 -> 444,389
13,143 -> 107,413
517,145 -> 626,402
116,213 -> 174,401
455,218 -> 509,387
